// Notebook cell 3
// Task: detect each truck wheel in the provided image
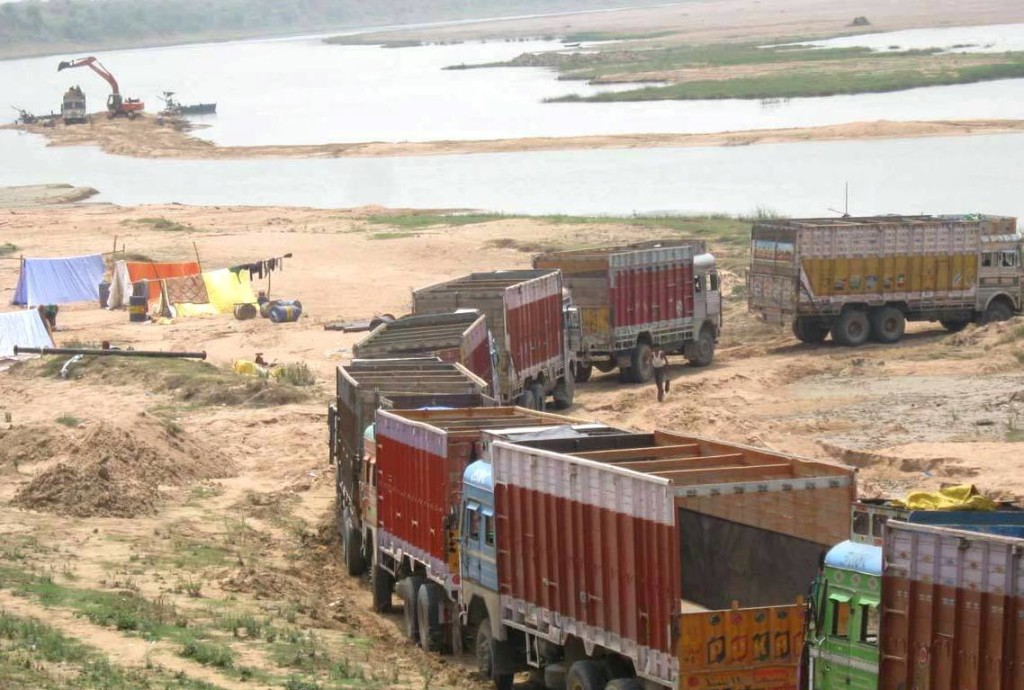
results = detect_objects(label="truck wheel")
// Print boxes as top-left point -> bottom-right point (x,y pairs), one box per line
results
574,362 -> 593,383
940,318 -> 970,333
595,361 -> 616,373
869,306 -> 905,344
401,576 -> 424,640
792,317 -> 829,344
515,389 -> 535,410
371,563 -> 393,613
831,308 -> 870,346
529,382 -> 546,411
416,583 -> 445,652
343,524 -> 366,577
553,377 -> 575,410
981,300 -> 1013,324
617,366 -> 633,383
630,342 -> 654,383
476,619 -> 513,690
687,327 -> 715,367
567,660 -> 608,690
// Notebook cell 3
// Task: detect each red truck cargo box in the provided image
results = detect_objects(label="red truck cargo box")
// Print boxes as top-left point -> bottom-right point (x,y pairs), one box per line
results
412,270 -> 564,402
374,407 -> 583,588
880,522 -> 1024,690
488,430 -> 854,687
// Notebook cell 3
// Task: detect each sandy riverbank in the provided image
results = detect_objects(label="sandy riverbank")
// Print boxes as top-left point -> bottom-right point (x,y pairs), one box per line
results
9,116 -> 1024,160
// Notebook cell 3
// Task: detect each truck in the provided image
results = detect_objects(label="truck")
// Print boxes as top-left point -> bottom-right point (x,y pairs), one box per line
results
413,270 -> 575,409
747,215 -> 1023,346
353,311 -> 494,393
366,406 -> 588,652
61,85 -> 87,125
328,358 -> 494,577
463,426 -> 856,690
534,239 -> 722,383
809,520 -> 1024,690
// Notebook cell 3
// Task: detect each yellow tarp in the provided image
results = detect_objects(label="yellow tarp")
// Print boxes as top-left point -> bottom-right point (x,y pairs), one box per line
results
170,269 -> 256,317
202,268 -> 256,313
892,484 -> 997,511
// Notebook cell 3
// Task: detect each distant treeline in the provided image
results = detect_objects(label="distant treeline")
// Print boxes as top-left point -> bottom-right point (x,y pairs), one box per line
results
1,0 -> 657,55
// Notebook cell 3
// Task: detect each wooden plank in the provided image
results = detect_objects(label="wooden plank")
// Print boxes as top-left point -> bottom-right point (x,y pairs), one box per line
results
616,454 -> 757,473
572,444 -> 701,462
654,463 -> 794,485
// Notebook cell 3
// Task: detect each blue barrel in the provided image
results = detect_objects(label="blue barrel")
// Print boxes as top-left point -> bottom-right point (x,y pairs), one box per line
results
268,303 -> 302,323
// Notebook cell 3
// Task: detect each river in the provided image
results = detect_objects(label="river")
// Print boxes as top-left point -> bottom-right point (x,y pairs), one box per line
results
4,128 -> 1023,218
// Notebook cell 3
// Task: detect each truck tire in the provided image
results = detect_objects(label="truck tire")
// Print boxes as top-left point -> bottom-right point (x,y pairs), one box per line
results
416,582 -> 446,652
831,308 -> 870,347
981,300 -> 1013,324
567,660 -> 608,690
553,377 -> 575,410
529,382 -> 546,411
574,362 -> 593,383
687,327 -> 715,367
940,318 -> 970,333
401,575 -> 424,641
792,317 -> 829,344
343,524 -> 365,577
372,563 -> 393,613
595,361 -> 616,373
476,619 -> 513,690
617,366 -> 633,383
630,342 -> 654,383
869,306 -> 905,344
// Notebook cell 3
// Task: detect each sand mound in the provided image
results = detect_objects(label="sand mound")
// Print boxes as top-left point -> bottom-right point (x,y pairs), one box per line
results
11,416 -> 236,518
0,425 -> 70,469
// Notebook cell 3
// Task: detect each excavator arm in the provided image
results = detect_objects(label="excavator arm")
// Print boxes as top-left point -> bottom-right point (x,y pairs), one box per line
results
57,57 -> 120,96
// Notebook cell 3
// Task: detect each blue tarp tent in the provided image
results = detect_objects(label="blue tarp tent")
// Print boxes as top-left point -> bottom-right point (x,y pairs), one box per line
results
12,254 -> 105,306
0,310 -> 54,358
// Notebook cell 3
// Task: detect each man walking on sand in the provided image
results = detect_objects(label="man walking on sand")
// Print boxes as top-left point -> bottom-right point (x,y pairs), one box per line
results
651,347 -> 669,402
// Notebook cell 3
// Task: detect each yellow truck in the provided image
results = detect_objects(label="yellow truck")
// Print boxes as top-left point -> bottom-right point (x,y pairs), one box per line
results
748,215 -> 1022,345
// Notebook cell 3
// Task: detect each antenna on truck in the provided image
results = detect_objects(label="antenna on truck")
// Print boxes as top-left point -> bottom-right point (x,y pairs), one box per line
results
828,182 -> 851,218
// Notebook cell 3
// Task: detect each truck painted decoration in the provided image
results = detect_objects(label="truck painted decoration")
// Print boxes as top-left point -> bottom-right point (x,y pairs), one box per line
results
353,311 -> 493,392
534,239 -> 721,383
328,358 -> 493,578
810,517 -> 1024,690
462,427 -> 854,689
748,214 -> 1022,346
412,270 -> 573,408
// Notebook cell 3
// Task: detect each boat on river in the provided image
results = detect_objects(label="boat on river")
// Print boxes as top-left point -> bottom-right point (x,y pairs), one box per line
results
158,91 -> 216,117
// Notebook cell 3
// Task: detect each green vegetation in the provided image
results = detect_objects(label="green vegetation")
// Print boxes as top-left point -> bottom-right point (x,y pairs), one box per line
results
20,355 -> 312,408
121,217 -> 195,233
553,59 -> 1024,101
0,0 -> 661,58
0,242 -> 17,256
180,639 -> 234,668
0,610 -> 224,690
367,211 -> 751,250
563,30 -> 678,43
55,413 -> 83,427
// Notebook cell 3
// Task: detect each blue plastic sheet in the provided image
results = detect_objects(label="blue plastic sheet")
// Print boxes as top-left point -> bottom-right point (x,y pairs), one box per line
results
12,254 -> 105,306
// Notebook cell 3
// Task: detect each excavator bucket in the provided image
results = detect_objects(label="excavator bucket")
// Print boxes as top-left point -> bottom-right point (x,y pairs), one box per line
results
57,61 -> 72,71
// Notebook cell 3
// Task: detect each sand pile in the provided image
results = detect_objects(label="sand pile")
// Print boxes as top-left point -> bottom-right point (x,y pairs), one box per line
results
11,416 -> 236,518
0,425 -> 70,470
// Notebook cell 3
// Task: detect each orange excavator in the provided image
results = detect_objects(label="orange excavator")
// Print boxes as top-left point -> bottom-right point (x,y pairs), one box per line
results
57,57 -> 144,119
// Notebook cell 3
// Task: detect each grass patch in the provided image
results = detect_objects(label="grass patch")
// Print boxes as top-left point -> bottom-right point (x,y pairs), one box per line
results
19,355 -> 310,407
0,565 -> 191,644
553,59 -> 1024,101
368,232 -> 417,240
276,362 -> 316,387
365,212 -> 506,229
55,414 -> 83,427
562,30 -> 678,43
0,610 -> 224,690
180,638 -> 234,668
121,217 -> 196,233
0,242 -> 17,256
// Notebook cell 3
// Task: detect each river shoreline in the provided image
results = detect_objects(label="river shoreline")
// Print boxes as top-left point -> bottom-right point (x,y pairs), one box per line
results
8,117 -> 1024,160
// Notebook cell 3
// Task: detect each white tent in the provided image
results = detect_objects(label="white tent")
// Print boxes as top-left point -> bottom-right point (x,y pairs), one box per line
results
0,309 -> 54,358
